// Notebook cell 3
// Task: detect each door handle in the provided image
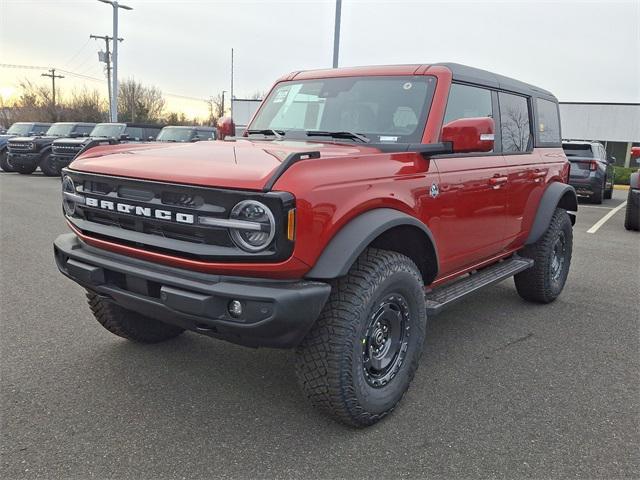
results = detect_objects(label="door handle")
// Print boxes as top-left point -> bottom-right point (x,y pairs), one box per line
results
530,169 -> 547,182
489,175 -> 508,186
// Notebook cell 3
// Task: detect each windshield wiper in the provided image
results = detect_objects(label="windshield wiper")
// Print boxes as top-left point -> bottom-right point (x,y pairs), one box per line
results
306,130 -> 370,143
246,129 -> 284,140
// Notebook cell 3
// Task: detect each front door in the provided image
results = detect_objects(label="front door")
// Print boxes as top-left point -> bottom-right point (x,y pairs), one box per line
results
430,83 -> 507,277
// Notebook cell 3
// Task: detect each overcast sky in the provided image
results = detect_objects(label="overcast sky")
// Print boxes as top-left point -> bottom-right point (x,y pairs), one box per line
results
1,0 -> 638,118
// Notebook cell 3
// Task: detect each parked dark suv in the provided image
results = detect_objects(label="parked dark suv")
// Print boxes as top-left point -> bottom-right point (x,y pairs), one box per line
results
562,140 -> 615,203
7,122 -> 95,175
156,125 -> 216,142
1,122 -> 51,172
50,123 -> 163,173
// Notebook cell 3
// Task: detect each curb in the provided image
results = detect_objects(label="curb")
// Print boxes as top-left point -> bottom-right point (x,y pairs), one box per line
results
613,185 -> 630,191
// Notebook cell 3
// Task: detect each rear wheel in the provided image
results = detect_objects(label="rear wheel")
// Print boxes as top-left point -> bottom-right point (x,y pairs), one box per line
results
515,208 -> 573,303
624,188 -> 640,231
86,291 -> 185,343
604,176 -> 613,200
39,153 -> 60,176
0,150 -> 14,172
590,180 -> 604,204
295,248 -> 427,427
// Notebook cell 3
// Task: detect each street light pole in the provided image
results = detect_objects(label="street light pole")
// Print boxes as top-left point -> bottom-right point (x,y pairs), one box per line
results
98,0 -> 132,122
332,0 -> 342,68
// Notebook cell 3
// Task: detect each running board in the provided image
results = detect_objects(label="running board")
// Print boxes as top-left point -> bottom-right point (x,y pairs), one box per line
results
425,256 -> 534,316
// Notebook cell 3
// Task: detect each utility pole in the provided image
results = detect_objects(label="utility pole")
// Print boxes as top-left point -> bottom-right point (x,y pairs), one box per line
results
221,90 -> 226,117
41,68 -> 64,119
230,48 -> 234,120
98,0 -> 133,122
90,34 -> 123,119
332,0 -> 342,68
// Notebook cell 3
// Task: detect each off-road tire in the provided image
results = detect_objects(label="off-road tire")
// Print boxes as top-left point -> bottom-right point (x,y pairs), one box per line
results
514,208 -> 573,303
86,291 -> 184,343
604,177 -> 613,200
624,188 -> 640,231
39,153 -> 60,177
590,181 -> 604,204
0,150 -> 14,172
14,162 -> 38,175
295,248 -> 427,427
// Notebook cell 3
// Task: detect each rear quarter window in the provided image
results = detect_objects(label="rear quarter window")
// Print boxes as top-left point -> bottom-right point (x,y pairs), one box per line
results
536,98 -> 561,144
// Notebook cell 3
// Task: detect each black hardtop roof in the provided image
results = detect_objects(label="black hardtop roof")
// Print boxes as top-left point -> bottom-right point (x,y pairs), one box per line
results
14,122 -> 51,126
435,62 -> 557,101
51,122 -> 96,126
95,122 -> 165,128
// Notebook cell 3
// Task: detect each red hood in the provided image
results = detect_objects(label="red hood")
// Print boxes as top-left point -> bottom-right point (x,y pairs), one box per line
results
70,139 -> 381,190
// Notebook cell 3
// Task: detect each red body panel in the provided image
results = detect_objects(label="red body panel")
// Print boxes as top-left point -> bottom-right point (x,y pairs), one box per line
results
67,64 -> 568,284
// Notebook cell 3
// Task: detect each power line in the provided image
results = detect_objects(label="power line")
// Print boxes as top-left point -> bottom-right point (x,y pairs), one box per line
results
1,63 -> 210,103
62,37 -> 92,69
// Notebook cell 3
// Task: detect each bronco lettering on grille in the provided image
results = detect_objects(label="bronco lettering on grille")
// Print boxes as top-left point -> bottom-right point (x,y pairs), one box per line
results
85,197 -> 195,224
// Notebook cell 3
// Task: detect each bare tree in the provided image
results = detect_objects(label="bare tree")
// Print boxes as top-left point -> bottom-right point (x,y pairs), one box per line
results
117,78 -> 166,123
210,93 -> 225,119
502,106 -> 531,152
63,88 -> 108,123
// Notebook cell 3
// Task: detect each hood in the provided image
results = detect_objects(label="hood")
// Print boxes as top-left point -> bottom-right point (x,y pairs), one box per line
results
53,137 -> 91,146
70,139 -> 382,190
10,135 -> 57,143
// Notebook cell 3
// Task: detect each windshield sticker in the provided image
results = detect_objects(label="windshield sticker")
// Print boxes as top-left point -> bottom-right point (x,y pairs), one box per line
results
273,89 -> 289,103
379,136 -> 399,142
403,82 -> 412,90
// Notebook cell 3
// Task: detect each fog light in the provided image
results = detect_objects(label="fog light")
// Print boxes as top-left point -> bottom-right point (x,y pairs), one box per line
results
228,300 -> 243,318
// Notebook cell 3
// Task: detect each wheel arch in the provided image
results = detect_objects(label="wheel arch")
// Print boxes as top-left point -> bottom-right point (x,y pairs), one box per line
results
526,182 -> 577,245
305,208 -> 438,284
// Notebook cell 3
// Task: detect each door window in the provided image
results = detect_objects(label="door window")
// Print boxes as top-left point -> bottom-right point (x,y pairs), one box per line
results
443,84 -> 493,124
499,92 -> 532,153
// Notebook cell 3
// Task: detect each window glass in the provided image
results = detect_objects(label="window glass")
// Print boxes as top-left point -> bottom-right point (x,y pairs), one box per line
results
125,127 -> 144,140
536,98 -> 560,144
251,76 -> 435,143
34,125 -> 50,134
144,128 -> 160,140
562,143 -> 593,157
76,125 -> 94,135
196,129 -> 215,140
443,84 -> 493,125
499,92 -> 532,153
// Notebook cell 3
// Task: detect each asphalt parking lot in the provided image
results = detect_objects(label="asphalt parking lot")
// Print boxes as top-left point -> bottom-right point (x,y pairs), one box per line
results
1,172 -> 638,480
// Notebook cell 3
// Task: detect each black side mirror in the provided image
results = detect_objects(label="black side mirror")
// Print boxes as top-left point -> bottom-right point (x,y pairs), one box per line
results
119,134 -> 130,140
609,156 -> 616,164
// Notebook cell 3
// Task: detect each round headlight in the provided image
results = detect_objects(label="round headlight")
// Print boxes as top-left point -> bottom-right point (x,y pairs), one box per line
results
62,175 -> 76,216
229,200 -> 275,252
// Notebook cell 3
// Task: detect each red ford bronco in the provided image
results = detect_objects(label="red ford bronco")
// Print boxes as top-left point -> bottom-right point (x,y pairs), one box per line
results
54,63 -> 577,427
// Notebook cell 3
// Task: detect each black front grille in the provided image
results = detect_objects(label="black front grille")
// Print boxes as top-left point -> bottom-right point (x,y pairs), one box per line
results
53,144 -> 82,155
8,142 -> 31,151
64,170 -> 295,262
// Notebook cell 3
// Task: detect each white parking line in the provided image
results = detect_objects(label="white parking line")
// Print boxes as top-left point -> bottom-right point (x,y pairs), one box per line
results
580,205 -> 615,210
587,202 -> 627,234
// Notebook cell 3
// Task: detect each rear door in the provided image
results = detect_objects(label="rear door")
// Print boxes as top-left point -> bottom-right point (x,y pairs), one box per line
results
433,83 -> 508,275
501,92 -> 546,247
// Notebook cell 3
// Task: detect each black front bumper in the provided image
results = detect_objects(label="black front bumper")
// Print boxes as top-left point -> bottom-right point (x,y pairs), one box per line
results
50,153 -> 75,169
54,233 -> 331,348
8,152 -> 40,168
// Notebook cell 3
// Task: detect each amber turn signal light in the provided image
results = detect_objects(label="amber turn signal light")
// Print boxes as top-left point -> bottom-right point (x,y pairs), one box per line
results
287,209 -> 296,241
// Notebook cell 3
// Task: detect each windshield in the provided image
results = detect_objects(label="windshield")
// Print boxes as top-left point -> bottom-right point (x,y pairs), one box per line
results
7,123 -> 34,136
563,144 -> 593,157
250,75 -> 436,143
157,127 -> 194,142
90,123 -> 126,138
45,123 -> 76,137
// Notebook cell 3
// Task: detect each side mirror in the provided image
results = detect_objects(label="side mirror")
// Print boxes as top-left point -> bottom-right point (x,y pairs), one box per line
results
217,117 -> 236,140
609,156 -> 616,164
631,147 -> 640,163
119,134 -> 130,141
147,136 -> 155,141
441,117 -> 495,153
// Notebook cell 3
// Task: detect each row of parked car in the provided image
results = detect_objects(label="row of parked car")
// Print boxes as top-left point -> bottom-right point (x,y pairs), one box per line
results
0,121 -> 217,176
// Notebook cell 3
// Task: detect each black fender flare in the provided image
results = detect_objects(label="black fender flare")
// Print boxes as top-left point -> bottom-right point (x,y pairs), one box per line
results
305,208 -> 438,280
526,182 -> 577,245
629,171 -> 639,190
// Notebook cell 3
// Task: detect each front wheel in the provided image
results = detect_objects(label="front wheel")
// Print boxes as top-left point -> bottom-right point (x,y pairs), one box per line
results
295,248 -> 427,427
86,291 -> 185,343
0,150 -> 14,172
39,153 -> 60,176
514,208 -> 573,303
624,188 -> 640,231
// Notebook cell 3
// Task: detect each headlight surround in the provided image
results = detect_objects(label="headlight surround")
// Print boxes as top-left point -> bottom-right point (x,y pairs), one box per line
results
28,142 -> 35,150
62,175 -> 77,216
228,200 -> 276,252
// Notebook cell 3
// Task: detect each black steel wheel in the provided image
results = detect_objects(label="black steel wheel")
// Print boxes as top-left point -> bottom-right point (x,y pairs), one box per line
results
295,248 -> 427,427
0,150 -> 14,172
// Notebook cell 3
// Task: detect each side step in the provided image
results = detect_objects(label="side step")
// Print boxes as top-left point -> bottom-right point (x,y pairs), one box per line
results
425,256 -> 534,316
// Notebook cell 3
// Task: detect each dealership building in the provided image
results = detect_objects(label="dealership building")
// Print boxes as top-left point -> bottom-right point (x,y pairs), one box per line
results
559,102 -> 640,167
